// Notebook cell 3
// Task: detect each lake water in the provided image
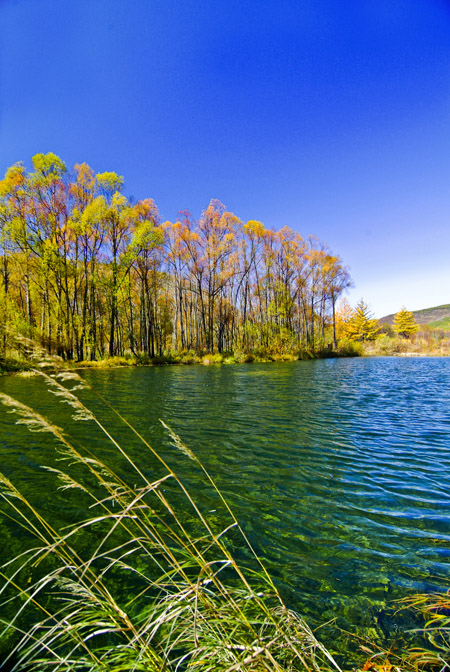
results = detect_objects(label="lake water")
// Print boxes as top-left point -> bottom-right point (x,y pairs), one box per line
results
1,357 -> 450,656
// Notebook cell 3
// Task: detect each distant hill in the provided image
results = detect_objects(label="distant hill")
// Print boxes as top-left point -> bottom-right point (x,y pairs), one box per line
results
379,303 -> 450,328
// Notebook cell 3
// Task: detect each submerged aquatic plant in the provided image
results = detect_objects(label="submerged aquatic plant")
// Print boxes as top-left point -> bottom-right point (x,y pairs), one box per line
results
393,592 -> 450,671
0,374 -> 340,671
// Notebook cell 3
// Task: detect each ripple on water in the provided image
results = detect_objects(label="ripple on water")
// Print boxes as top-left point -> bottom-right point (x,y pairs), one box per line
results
1,357 -> 450,640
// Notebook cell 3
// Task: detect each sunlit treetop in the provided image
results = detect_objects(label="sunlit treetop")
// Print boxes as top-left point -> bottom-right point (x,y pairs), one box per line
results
0,163 -> 27,197
96,171 -> 124,195
244,220 -> 266,239
32,152 -> 66,177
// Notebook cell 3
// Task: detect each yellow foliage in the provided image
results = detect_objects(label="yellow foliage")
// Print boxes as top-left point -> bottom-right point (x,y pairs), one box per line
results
244,220 -> 266,237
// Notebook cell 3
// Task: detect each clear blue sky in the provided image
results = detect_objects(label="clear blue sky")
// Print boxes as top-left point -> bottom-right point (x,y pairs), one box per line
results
1,0 -> 450,317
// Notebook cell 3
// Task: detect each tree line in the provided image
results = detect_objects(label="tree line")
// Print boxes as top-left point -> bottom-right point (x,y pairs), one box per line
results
0,153 -> 352,361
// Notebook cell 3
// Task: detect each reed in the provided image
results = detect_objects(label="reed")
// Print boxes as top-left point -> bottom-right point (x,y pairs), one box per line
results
0,370 -> 340,672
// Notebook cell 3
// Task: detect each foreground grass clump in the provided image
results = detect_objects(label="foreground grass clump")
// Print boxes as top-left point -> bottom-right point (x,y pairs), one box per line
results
0,372 -> 339,672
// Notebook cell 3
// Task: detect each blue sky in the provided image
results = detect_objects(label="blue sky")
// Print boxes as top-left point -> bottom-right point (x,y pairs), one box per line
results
1,0 -> 450,317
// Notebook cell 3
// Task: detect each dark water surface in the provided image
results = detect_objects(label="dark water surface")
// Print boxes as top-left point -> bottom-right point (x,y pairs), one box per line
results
1,357 -> 450,649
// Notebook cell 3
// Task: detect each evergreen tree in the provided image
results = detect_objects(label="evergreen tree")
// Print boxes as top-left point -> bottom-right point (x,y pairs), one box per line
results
344,299 -> 380,342
393,307 -> 419,338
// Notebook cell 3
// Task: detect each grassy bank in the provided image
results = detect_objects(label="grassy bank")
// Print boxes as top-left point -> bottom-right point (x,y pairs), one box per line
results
72,345 -> 360,370
4,335 -> 450,376
0,339 -> 364,375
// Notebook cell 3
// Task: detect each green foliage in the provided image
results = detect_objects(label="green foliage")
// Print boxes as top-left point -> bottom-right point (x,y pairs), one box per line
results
370,334 -> 401,355
427,316 -> 450,330
80,194 -> 108,231
178,350 -> 202,364
202,352 -> 225,364
233,351 -> 255,363
0,355 -> 33,373
393,308 -> 419,338
96,170 -> 124,194
130,219 -> 163,253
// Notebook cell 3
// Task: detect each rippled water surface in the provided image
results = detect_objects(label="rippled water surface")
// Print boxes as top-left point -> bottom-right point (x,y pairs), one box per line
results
1,357 -> 450,646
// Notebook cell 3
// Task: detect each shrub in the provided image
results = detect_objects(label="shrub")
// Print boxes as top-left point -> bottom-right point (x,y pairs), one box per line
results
335,340 -> 363,357
180,350 -> 202,365
0,356 -> 33,374
202,353 -> 224,365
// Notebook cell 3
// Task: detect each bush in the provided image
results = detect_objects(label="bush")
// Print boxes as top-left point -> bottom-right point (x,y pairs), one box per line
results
0,356 -> 33,374
335,340 -> 363,357
179,350 -> 202,365
202,353 -> 224,365
371,335 -> 401,356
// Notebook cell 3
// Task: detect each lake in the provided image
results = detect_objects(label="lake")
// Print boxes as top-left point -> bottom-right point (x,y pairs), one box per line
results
1,357 -> 450,655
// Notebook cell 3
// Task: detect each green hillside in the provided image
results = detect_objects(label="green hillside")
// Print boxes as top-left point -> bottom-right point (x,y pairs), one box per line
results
379,303 -> 450,328
428,315 -> 450,330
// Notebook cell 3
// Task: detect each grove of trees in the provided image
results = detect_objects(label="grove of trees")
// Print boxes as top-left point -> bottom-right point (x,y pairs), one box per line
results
0,153 -> 352,361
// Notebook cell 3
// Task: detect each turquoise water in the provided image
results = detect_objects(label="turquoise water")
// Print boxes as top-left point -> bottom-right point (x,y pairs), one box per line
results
1,357 -> 450,652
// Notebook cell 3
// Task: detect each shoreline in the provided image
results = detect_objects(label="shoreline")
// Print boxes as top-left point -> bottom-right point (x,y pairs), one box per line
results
2,340 -> 449,377
3,349 -> 448,377
1,347 -> 356,376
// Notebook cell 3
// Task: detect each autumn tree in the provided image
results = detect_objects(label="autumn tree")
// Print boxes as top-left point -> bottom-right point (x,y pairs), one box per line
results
96,172 -> 129,356
299,236 -> 329,348
241,219 -> 267,348
184,200 -> 240,352
322,256 -> 352,348
0,164 -> 29,351
0,163 -> 36,334
128,199 -> 163,355
344,300 -> 380,342
334,298 -> 354,341
69,164 -> 105,360
393,307 -> 419,338
163,215 -> 193,351
0,153 -> 354,361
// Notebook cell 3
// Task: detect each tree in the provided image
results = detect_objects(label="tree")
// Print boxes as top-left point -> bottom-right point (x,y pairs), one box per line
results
185,200 -> 240,352
96,172 -> 128,356
69,164 -> 105,360
0,153 -> 355,360
334,298 -> 354,342
393,307 -> 419,338
344,299 -> 380,342
321,256 -> 352,348
128,199 -> 163,356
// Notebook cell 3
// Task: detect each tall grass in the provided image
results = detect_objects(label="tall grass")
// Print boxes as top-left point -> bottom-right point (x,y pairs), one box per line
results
0,369 -> 340,672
